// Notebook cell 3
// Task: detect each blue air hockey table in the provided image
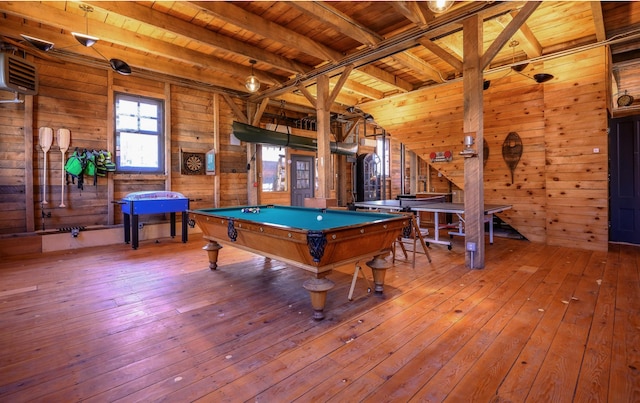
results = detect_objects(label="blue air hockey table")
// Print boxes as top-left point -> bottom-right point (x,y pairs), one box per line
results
119,191 -> 189,249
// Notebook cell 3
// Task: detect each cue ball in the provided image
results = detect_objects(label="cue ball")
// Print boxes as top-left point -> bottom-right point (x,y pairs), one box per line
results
317,215 -> 323,221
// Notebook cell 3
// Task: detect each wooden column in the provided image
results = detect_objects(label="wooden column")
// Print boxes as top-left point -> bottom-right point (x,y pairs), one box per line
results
212,93 -> 220,208
462,14 -> 485,268
24,94 -> 34,232
316,74 -> 331,199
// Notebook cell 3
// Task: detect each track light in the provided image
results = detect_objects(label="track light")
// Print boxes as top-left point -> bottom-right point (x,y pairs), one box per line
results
20,34 -> 54,52
72,32 -> 99,48
245,59 -> 260,93
72,4 -> 131,75
508,40 -> 554,84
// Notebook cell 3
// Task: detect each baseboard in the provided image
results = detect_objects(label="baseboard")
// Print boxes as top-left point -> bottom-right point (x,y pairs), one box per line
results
0,223 -> 202,257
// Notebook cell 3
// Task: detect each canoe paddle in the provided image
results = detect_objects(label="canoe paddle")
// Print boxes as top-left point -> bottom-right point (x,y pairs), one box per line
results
57,128 -> 71,207
38,127 -> 53,205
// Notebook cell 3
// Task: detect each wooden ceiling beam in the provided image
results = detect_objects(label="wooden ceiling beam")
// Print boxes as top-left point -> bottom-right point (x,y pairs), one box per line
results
189,1 -> 340,62
296,1 -> 447,87
418,37 -> 463,71
288,1 -> 380,46
341,79 -> 384,101
590,2 -> 607,42
389,1 -> 431,27
481,1 -> 541,70
83,1 -> 308,75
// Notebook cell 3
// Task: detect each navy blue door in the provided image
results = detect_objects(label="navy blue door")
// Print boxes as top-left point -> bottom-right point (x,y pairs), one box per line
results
609,116 -> 640,244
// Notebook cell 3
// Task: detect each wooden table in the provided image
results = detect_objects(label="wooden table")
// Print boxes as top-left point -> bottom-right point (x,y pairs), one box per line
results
412,203 -> 512,249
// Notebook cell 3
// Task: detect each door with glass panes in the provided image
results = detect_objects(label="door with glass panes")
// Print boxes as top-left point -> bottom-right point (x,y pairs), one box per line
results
291,154 -> 314,206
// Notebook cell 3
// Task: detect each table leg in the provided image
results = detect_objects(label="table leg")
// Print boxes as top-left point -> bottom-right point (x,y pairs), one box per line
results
132,214 -> 139,250
203,241 -> 223,270
181,212 -> 188,243
303,275 -> 335,320
123,213 -> 130,244
170,212 -> 176,238
366,251 -> 391,294
489,213 -> 494,244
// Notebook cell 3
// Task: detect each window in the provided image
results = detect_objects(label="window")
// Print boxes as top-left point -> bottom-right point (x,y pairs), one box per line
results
261,146 -> 287,192
115,93 -> 164,173
376,137 -> 390,178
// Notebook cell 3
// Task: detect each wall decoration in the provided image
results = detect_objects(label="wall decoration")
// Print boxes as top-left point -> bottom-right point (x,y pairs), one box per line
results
483,138 -> 489,168
181,150 -> 206,175
502,132 -> 523,184
429,150 -> 453,162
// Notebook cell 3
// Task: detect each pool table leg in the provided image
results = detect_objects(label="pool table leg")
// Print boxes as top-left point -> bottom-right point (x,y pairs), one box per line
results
303,275 -> 335,321
203,241 -> 223,270
366,250 -> 392,294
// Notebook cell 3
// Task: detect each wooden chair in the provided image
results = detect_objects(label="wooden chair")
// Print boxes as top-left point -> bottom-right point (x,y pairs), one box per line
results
392,211 -> 432,267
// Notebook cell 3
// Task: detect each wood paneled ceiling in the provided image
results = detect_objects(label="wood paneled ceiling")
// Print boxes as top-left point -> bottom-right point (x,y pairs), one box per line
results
1,1 -> 640,117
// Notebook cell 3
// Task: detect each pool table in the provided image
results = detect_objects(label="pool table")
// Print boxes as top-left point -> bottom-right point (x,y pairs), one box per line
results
189,205 -> 408,320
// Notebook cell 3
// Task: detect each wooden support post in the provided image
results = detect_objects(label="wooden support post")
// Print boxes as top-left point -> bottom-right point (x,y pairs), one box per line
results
316,74 -> 331,199
463,14 -> 485,269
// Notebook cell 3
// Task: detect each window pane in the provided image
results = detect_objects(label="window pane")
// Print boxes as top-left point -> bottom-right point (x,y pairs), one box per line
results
139,117 -> 158,132
139,103 -> 157,118
261,146 -> 287,192
119,132 -> 159,168
117,115 -> 138,131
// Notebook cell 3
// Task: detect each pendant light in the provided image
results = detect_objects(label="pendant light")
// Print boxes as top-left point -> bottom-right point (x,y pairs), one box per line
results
427,0 -> 454,13
245,60 -> 260,93
72,4 -> 132,75
508,40 -> 553,84
20,34 -> 55,52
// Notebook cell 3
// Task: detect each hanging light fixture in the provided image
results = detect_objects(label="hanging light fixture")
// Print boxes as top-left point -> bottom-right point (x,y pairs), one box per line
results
508,40 -> 554,84
72,5 -> 99,47
245,59 -> 260,93
20,34 -> 55,52
71,4 -> 132,75
427,0 -> 454,13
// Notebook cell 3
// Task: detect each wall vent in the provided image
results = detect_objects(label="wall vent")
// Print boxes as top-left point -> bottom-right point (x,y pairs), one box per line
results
0,53 -> 38,95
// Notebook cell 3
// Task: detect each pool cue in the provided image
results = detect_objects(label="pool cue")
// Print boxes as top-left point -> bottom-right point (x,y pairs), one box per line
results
57,128 -> 71,207
38,127 -> 53,205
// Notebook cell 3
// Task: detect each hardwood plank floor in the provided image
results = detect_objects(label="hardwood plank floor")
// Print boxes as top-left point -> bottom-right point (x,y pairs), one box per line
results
0,233 -> 638,402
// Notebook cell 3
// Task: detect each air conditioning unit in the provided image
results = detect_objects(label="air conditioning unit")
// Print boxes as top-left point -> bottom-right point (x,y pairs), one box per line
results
0,53 -> 38,95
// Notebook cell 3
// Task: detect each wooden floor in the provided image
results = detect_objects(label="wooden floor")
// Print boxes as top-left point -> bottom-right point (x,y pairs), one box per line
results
0,232 -> 639,402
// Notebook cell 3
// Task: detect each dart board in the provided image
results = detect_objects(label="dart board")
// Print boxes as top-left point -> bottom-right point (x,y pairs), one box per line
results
181,151 -> 206,175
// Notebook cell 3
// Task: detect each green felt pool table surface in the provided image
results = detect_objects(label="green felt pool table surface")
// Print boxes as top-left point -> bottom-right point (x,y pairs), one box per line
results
193,205 -> 400,231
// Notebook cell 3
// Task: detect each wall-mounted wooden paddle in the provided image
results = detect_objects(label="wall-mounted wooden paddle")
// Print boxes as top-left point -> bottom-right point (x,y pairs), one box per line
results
38,127 -> 53,205
57,128 -> 71,207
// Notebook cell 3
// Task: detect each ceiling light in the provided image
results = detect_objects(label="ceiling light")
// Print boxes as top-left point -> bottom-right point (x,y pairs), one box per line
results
71,4 -> 131,75
508,40 -> 553,84
109,58 -> 132,76
427,0 -> 454,13
72,32 -> 99,48
245,59 -> 260,93
73,5 -> 98,47
20,34 -> 54,52
532,73 -> 553,83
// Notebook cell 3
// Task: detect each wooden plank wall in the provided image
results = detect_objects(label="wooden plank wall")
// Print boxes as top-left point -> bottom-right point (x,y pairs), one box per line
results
0,86 -> 29,234
0,58 -> 248,235
34,60 -> 110,231
364,47 -> 609,251
543,48 -> 609,250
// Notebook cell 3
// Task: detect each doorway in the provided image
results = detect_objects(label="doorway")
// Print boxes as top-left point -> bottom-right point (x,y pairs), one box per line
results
290,154 -> 314,206
609,116 -> 640,244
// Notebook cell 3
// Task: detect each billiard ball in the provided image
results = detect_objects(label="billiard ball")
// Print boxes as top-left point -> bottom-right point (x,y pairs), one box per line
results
317,215 -> 323,221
